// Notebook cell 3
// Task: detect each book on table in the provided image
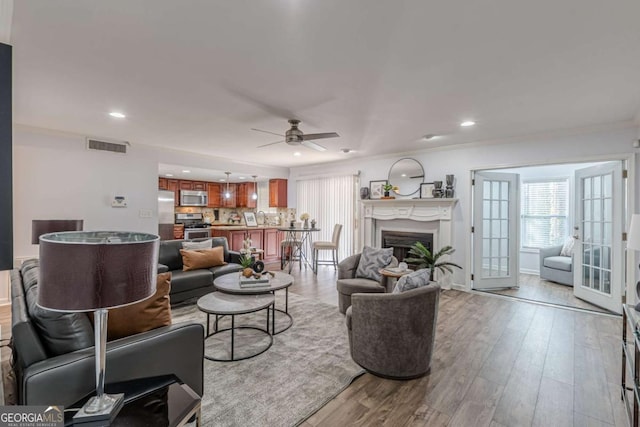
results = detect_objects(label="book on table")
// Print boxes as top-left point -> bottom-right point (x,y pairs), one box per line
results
239,276 -> 270,287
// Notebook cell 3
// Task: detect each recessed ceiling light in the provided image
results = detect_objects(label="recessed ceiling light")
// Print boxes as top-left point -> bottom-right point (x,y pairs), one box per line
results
165,173 -> 173,177
109,112 -> 126,118
401,173 -> 407,177
423,134 -> 438,140
239,176 -> 246,179
293,152 -> 301,157
341,148 -> 355,154
182,170 -> 191,173
219,178 -> 225,182
460,121 -> 476,127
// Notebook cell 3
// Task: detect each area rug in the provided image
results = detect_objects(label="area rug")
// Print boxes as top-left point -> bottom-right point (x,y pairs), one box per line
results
172,292 -> 365,427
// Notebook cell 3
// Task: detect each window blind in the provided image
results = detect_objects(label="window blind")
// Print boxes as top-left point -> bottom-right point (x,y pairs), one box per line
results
521,179 -> 569,249
296,175 -> 357,260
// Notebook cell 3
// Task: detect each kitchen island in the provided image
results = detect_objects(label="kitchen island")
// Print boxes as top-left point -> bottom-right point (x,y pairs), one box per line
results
209,225 -> 285,263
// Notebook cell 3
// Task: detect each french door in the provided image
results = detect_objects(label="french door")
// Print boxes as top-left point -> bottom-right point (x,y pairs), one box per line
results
573,162 -> 623,314
472,172 -> 520,290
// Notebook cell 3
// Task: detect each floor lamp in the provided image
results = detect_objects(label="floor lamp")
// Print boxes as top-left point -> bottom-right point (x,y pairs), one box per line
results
627,215 -> 640,310
37,231 -> 159,424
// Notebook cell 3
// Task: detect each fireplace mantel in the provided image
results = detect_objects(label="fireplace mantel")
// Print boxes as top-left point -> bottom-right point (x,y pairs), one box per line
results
360,198 -> 458,255
361,198 -> 458,222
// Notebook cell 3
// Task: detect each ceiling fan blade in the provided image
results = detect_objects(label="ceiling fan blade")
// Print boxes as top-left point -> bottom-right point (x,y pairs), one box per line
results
257,140 -> 285,148
301,140 -> 327,152
251,128 -> 285,137
301,132 -> 339,141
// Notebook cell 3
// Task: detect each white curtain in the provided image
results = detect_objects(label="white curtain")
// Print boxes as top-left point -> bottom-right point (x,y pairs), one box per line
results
296,174 -> 357,261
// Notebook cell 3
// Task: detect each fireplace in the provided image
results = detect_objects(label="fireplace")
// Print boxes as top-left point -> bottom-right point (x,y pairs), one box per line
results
381,231 -> 433,262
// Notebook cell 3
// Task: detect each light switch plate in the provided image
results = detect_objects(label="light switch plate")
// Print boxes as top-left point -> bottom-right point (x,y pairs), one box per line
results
139,209 -> 153,218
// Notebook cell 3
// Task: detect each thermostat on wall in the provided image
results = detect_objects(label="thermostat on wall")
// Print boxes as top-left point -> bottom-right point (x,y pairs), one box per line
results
112,196 -> 127,208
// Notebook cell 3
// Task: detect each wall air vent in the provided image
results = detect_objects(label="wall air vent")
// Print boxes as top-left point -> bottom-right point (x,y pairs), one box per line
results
86,138 -> 129,154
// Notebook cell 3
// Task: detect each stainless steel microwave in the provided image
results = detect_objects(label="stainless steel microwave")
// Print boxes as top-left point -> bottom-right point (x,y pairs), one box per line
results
180,190 -> 208,206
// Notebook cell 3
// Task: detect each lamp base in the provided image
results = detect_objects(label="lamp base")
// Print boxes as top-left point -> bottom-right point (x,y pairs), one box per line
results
73,393 -> 124,425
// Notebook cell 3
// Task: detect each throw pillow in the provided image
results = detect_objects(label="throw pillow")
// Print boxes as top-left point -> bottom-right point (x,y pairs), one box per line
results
560,236 -> 575,257
393,269 -> 431,293
180,246 -> 227,271
106,272 -> 172,341
355,246 -> 393,281
182,239 -> 213,250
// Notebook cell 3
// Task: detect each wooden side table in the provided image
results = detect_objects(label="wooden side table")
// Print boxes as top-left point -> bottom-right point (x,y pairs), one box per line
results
379,268 -> 412,292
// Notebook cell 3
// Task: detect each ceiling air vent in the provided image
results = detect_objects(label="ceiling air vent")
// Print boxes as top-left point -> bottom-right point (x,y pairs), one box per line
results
86,138 -> 129,154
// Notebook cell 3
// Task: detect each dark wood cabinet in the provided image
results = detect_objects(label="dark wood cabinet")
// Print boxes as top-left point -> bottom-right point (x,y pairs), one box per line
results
269,179 -> 288,208
229,230 -> 245,252
167,179 -> 180,206
263,228 -> 284,262
158,177 -> 168,190
207,183 -> 221,208
173,224 -> 184,240
179,181 -> 193,191
192,181 -> 206,191
237,182 -> 257,208
221,183 -> 237,208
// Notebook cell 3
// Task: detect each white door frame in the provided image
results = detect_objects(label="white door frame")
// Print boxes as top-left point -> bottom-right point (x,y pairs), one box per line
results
466,153 -> 635,302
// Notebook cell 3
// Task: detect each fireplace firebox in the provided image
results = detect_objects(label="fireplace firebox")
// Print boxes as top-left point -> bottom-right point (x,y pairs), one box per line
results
381,231 -> 434,263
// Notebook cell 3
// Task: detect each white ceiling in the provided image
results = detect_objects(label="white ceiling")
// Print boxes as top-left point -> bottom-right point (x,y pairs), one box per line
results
10,0 -> 640,168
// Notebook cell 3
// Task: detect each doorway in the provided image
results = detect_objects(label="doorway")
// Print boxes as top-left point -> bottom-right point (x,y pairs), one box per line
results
471,160 -> 626,314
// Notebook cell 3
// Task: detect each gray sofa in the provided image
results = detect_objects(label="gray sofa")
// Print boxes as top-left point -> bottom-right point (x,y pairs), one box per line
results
158,237 -> 243,304
539,245 -> 573,286
10,259 -> 204,406
336,253 -> 398,314
346,282 -> 440,379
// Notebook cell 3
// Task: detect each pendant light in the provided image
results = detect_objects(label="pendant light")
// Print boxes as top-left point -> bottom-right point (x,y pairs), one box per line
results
251,175 -> 258,200
224,172 -> 231,199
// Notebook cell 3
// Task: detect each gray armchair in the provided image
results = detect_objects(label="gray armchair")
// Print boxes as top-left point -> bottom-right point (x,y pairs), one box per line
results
336,253 -> 398,314
539,245 -> 573,286
345,283 -> 440,379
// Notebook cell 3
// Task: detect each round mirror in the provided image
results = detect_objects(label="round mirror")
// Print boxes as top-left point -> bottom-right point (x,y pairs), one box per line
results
388,158 -> 424,196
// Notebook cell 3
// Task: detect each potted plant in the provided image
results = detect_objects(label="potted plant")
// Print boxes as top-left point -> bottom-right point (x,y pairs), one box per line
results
239,253 -> 254,278
404,242 -> 461,286
382,183 -> 398,198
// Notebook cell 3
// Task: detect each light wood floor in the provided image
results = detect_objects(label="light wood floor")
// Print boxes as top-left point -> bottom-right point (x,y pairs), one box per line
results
293,265 -> 626,427
482,273 -> 609,314
1,265 -> 625,426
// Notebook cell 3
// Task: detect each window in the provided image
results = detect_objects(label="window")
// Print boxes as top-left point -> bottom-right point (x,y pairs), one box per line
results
521,179 -> 569,249
296,175 -> 357,259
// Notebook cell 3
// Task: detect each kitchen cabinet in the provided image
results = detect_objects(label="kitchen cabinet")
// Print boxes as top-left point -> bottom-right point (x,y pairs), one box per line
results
179,180 -> 193,191
229,229 -> 263,252
158,177 -> 168,190
237,182 -> 257,208
167,179 -> 180,206
263,228 -> 285,262
269,179 -> 288,208
173,224 -> 184,240
207,183 -> 221,208
192,181 -> 206,191
221,183 -> 237,208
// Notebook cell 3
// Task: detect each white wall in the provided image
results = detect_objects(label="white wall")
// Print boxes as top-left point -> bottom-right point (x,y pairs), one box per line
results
0,126 -> 289,303
289,125 -> 639,289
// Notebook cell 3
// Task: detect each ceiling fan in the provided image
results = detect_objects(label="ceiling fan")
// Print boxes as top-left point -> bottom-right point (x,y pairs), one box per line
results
253,119 -> 339,152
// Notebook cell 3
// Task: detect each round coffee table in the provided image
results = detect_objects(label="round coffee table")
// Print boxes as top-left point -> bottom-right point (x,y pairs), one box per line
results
197,292 -> 274,362
214,272 -> 294,334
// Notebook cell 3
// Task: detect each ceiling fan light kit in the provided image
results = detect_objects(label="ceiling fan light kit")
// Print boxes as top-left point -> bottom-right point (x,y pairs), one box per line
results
255,119 -> 339,152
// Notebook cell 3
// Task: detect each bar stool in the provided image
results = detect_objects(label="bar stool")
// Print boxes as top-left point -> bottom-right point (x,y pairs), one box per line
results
312,224 -> 342,273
